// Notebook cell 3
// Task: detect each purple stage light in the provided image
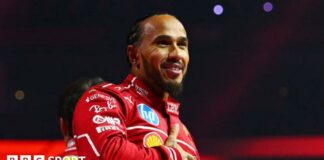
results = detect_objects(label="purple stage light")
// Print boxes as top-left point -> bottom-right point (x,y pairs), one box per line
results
213,4 -> 224,15
263,2 -> 273,13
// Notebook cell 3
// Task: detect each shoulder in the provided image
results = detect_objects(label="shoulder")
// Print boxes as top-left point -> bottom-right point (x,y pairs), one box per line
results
91,82 -> 128,95
75,82 -> 134,115
77,82 -> 122,106
92,82 -> 135,106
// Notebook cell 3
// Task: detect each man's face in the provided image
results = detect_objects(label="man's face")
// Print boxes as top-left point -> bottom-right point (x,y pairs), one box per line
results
136,15 -> 189,95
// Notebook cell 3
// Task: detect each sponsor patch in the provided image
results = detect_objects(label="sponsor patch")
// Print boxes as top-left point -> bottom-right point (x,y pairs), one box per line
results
89,105 -> 108,113
135,85 -> 148,96
166,102 -> 179,115
143,132 -> 163,148
106,98 -> 117,109
123,96 -> 134,105
92,115 -> 120,125
85,93 -> 117,104
88,100 -> 117,113
137,104 -> 159,126
96,125 -> 121,133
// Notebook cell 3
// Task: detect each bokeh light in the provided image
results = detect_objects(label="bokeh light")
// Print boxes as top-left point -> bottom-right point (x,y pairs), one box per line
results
15,90 -> 25,101
263,2 -> 273,13
213,4 -> 224,15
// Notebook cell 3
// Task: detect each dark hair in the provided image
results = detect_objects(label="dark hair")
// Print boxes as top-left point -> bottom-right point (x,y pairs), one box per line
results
126,14 -> 152,46
57,77 -> 104,137
126,13 -> 173,66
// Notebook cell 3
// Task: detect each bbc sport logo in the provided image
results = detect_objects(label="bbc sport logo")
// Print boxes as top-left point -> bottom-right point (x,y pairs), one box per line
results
6,155 -> 86,160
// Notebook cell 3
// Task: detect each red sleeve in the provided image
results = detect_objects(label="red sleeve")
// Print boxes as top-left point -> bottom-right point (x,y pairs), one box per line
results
72,88 -> 182,160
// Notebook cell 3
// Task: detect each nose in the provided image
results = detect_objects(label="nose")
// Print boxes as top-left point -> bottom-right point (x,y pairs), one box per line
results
168,44 -> 181,61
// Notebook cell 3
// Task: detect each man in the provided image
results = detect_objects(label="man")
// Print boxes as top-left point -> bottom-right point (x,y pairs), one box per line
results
73,13 -> 199,160
57,77 -> 104,156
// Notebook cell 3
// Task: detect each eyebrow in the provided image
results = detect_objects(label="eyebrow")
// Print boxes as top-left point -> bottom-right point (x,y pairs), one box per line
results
154,35 -> 188,43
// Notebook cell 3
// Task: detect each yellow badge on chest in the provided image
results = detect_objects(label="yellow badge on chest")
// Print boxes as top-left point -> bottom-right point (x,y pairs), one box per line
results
143,132 -> 163,148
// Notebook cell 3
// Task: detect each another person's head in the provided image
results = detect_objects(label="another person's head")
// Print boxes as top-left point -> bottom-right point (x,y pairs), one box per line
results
127,13 -> 189,97
57,77 -> 104,142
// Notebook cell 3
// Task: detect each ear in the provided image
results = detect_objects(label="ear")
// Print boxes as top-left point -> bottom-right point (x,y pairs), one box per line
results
59,118 -> 68,138
127,45 -> 138,65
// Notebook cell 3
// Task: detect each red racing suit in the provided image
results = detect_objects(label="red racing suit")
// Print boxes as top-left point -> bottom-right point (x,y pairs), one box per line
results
73,74 -> 200,160
58,139 -> 78,157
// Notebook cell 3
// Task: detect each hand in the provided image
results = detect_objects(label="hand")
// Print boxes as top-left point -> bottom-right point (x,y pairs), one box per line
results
165,124 -> 195,160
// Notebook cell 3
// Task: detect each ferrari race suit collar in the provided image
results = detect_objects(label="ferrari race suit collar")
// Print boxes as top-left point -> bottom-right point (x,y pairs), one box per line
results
123,73 -> 181,116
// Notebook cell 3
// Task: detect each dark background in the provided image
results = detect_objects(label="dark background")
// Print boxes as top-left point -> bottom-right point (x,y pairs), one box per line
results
1,0 -> 324,156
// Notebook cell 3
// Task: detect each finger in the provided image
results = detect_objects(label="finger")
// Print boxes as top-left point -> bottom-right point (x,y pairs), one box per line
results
169,124 -> 179,138
165,124 -> 179,146
172,143 -> 194,160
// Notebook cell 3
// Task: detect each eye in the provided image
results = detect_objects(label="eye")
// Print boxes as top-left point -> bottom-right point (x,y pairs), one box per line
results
157,40 -> 170,47
177,42 -> 188,49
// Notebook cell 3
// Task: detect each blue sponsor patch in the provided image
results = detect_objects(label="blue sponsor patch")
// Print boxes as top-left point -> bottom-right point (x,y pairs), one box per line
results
137,103 -> 159,126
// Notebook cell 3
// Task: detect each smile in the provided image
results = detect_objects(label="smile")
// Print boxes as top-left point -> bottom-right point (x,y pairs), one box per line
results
161,62 -> 183,79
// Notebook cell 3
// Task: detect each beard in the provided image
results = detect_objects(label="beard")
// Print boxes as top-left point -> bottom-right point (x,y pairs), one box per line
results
141,55 -> 185,96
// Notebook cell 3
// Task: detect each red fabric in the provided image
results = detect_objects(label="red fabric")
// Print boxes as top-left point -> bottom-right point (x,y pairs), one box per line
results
73,74 -> 200,160
58,139 -> 78,157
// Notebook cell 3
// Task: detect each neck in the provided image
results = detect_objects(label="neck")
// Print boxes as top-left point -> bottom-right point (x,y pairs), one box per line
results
131,69 -> 169,100
162,92 -> 169,101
